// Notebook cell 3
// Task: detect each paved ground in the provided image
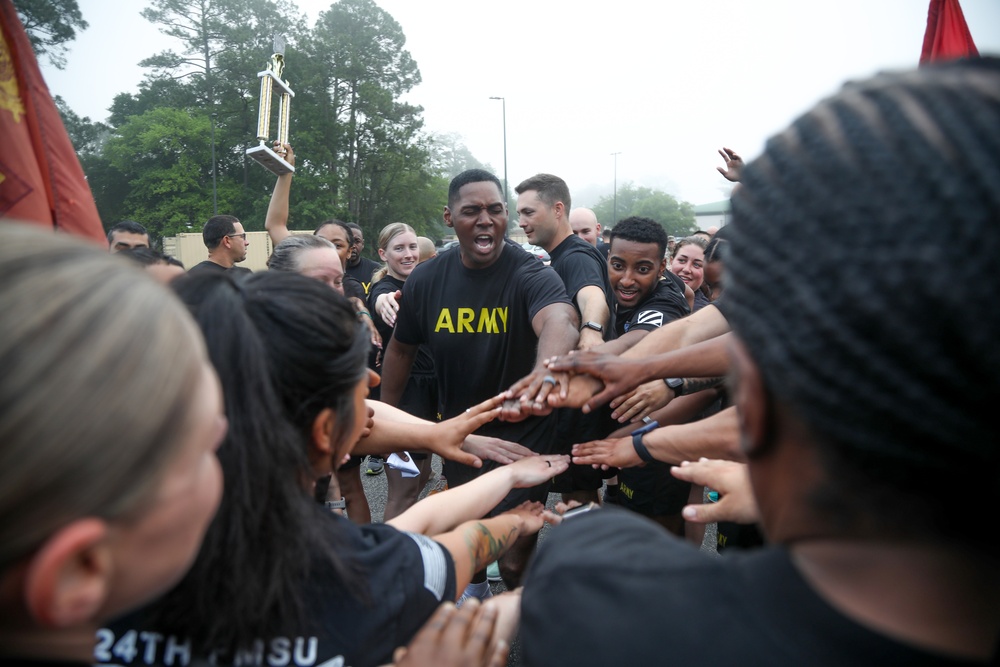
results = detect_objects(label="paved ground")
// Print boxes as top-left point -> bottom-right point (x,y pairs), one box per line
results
359,455 -> 718,666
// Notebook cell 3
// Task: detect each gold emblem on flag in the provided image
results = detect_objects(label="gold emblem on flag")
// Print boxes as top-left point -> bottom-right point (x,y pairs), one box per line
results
0,32 -> 25,123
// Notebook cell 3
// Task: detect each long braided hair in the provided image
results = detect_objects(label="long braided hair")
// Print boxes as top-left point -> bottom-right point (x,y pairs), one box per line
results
726,58 -> 1000,546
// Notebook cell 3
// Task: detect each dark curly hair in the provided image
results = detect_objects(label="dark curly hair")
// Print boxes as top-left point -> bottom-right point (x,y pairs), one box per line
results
610,216 -> 669,258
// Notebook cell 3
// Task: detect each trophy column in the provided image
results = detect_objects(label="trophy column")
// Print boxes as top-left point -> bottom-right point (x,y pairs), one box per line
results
246,35 -> 295,175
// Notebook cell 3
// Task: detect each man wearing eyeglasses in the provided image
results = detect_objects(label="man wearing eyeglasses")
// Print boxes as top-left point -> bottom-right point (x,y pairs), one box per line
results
188,215 -> 252,276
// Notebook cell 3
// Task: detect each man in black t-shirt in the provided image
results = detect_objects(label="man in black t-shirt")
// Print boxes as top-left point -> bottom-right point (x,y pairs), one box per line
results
188,215 -> 252,278
345,222 -> 380,296
381,169 -> 578,588
344,222 -> 384,476
516,174 -> 612,351
516,173 -> 616,504
599,217 -> 691,530
600,217 -> 689,355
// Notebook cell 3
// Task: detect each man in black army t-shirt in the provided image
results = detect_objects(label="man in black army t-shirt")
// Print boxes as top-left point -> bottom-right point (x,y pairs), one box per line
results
381,169 -> 578,589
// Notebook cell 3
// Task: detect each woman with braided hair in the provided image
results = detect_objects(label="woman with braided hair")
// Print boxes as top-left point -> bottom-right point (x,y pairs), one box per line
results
520,58 -> 1000,666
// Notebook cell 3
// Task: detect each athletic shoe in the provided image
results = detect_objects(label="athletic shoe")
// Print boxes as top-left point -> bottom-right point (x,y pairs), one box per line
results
487,561 -> 502,582
456,580 -> 493,608
364,456 -> 384,476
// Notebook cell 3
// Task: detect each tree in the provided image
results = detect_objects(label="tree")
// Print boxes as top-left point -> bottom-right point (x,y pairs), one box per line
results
429,132 -> 490,180
63,0 -> 451,244
15,0 -> 88,69
55,95 -> 107,155
592,183 -> 697,237
304,0 -> 427,241
138,0 -> 308,203
103,107 -> 239,240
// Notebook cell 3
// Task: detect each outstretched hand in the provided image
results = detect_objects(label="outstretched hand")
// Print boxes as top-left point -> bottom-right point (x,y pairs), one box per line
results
499,369 -> 561,421
716,146 -> 744,183
671,458 -> 759,525
462,435 -> 535,465
544,351 -> 646,412
433,395 -> 506,467
609,379 -> 672,423
375,290 -> 403,327
572,436 -> 642,470
507,454 -> 569,488
501,501 -> 547,536
390,600 -> 508,667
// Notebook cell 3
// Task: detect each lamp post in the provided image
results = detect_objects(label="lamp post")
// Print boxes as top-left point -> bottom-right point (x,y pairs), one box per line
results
489,96 -> 508,204
210,112 -> 219,215
611,152 -> 621,224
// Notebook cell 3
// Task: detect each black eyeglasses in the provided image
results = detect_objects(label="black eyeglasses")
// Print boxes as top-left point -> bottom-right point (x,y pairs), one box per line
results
226,233 -> 247,240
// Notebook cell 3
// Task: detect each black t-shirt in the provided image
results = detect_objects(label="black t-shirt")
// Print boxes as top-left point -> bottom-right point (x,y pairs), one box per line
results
346,256 -> 381,296
521,508 -> 983,667
611,277 -> 691,514
693,288 -> 712,311
615,277 -> 690,337
343,275 -> 366,301
547,234 -> 614,341
187,260 -> 252,278
98,517 -> 455,667
392,241 -> 571,453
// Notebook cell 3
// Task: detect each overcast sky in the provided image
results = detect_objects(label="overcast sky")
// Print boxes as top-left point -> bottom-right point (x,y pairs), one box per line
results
41,0 -> 1000,210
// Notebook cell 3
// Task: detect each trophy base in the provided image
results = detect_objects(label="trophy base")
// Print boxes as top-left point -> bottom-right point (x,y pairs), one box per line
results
247,145 -> 295,175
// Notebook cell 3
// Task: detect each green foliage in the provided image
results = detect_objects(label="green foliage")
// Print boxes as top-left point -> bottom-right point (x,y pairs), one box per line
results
592,183 -> 697,237
103,108 -> 237,239
59,0 -> 487,243
54,95 -> 107,155
302,0 -> 426,232
15,0 -> 88,69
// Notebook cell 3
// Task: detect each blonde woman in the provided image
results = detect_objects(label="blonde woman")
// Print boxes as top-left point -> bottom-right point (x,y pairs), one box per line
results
368,223 -> 435,520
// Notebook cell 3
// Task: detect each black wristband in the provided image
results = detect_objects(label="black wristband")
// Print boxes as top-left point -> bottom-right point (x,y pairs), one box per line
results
664,377 -> 685,396
630,420 -> 658,463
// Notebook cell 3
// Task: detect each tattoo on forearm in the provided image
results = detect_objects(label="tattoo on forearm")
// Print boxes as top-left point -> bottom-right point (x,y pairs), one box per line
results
683,377 -> 725,395
464,521 -> 519,579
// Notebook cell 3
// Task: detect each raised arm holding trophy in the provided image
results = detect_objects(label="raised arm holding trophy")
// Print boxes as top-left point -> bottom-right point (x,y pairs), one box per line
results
246,35 -> 294,175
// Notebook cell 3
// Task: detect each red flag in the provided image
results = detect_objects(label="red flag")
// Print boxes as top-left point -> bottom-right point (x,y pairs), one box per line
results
0,0 -> 104,243
920,0 -> 980,65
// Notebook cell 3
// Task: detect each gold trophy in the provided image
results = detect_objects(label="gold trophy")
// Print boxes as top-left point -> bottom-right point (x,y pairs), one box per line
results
246,35 -> 294,175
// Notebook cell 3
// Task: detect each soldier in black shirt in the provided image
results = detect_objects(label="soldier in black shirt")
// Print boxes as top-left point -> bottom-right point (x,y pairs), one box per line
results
346,222 -> 381,296
516,173 -> 617,505
600,217 -> 691,530
381,169 -> 578,588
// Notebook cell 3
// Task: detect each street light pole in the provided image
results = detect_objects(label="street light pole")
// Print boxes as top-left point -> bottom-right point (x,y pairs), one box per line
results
611,152 -> 621,225
489,96 -> 508,204
210,112 -> 219,215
